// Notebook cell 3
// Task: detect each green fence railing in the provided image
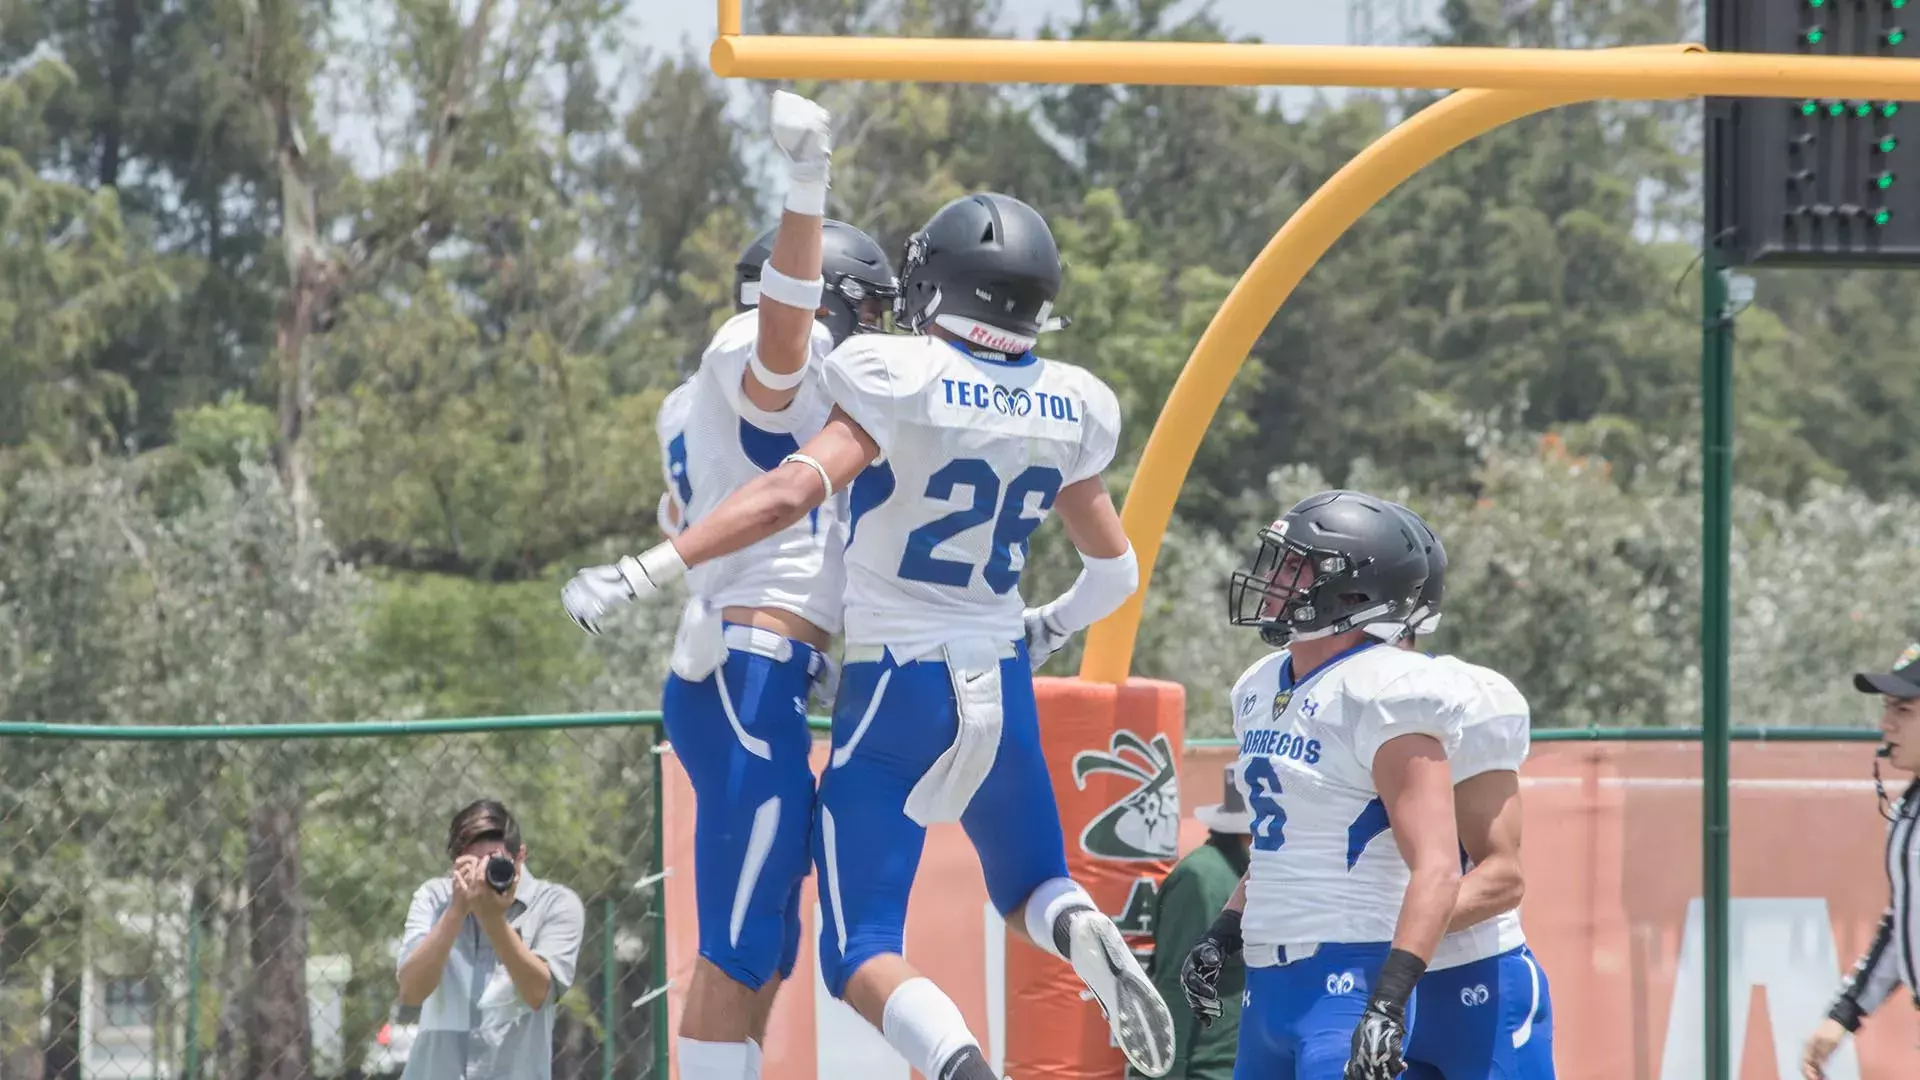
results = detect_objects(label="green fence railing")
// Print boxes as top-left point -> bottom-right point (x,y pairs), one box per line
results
1187,726 -> 1883,748
0,712 -> 674,1080
1,713 -> 1880,1080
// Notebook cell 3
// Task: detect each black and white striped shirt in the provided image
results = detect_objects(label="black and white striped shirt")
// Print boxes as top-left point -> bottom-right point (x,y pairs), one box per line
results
1830,779 -> 1920,1032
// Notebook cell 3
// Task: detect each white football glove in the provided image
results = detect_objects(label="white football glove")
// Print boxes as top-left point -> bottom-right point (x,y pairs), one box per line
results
769,90 -> 832,213
563,555 -> 670,635
1022,607 -> 1075,673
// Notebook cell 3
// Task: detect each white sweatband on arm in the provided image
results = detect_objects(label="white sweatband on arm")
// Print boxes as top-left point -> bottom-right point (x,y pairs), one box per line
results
781,452 -> 834,500
756,261 -> 824,311
749,348 -> 810,392
1038,544 -> 1139,634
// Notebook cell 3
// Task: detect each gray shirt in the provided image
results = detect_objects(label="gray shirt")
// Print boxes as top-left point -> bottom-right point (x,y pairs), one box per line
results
398,870 -> 586,1080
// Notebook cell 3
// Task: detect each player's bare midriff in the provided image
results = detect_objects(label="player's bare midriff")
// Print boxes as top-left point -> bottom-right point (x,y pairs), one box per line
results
724,605 -> 832,652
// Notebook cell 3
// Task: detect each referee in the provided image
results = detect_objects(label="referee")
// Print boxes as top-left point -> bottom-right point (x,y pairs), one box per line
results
1801,643 -> 1920,1080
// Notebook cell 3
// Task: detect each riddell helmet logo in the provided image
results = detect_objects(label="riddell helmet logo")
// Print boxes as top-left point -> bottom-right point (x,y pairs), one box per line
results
966,323 -> 1026,353
1073,731 -> 1180,862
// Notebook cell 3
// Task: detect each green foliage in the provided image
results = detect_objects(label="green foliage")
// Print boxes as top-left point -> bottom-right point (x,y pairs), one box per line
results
359,571 -> 601,719
6,1 -> 1919,1070
2,0 -> 1911,742
0,56 -> 178,467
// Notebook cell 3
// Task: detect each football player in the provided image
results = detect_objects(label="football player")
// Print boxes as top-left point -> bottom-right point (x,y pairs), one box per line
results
581,90 -> 897,1080
1178,490 -> 1469,1080
1372,505 -> 1556,1080
564,190 -> 1175,1079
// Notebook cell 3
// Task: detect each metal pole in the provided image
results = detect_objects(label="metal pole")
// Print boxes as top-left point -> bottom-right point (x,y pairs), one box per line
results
1700,250 -> 1735,1080
603,896 -> 616,1080
651,744 -> 669,1080
184,890 -> 202,1079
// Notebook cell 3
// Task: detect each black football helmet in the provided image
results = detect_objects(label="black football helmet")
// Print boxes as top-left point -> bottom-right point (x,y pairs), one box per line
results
1228,490 -> 1430,647
896,192 -> 1061,357
1389,502 -> 1446,638
734,220 -> 900,346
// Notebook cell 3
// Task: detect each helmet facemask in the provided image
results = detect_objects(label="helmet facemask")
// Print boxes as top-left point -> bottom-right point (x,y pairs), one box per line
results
822,271 -> 900,345
1228,522 -> 1403,647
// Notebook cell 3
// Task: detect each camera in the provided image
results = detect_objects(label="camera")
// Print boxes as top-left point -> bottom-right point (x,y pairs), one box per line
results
484,853 -> 517,894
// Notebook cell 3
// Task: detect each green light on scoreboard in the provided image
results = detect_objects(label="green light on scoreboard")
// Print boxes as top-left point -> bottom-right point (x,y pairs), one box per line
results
1805,27 -> 1827,45
1877,172 -> 1897,190
1802,100 -> 1820,116
1888,102 -> 1904,117
1874,209 -> 1893,226
1830,101 -> 1849,116
1889,28 -> 1908,46
1881,136 -> 1900,153
1858,102 -> 1876,117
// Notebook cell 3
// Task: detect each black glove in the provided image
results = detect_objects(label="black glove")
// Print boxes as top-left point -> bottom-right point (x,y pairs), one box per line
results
1343,999 -> 1408,1080
1342,948 -> 1425,1080
1179,909 -> 1243,1029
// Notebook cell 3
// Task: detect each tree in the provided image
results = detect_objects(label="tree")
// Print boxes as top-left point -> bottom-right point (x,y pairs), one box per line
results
0,54 -> 174,471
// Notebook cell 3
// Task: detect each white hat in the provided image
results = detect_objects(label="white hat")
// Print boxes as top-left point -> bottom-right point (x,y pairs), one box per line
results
1194,764 -> 1253,835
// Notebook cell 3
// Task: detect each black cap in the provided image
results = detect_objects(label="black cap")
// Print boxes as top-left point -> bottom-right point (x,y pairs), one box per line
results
1854,642 -> 1920,699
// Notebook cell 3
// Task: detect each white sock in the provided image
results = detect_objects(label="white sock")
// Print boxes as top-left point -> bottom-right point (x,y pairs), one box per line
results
1021,876 -> 1097,961
881,977 -> 982,1080
679,1036 -> 754,1080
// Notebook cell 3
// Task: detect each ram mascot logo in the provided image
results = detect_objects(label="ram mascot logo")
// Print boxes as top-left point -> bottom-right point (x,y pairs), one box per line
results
1072,731 -> 1180,862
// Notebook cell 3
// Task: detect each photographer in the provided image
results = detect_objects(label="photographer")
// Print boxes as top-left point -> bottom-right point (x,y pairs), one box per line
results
396,799 -> 585,1080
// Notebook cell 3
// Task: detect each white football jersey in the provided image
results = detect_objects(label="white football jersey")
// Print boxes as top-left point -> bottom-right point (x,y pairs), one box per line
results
657,312 -> 847,632
821,334 -> 1121,656
1426,653 -> 1531,971
1228,643 -> 1470,956
657,378 -> 695,531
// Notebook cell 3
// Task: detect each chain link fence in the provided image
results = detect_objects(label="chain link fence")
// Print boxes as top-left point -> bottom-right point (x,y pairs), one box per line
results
0,714 -> 670,1080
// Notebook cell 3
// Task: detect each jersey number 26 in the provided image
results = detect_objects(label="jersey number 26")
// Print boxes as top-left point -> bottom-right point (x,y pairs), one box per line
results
898,459 -> 1062,595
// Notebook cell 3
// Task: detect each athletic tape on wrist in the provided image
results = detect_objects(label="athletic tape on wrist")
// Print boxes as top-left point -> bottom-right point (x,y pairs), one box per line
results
1369,947 -> 1427,1014
784,176 -> 828,216
1208,908 -> 1245,956
633,542 -> 688,589
781,452 -> 834,501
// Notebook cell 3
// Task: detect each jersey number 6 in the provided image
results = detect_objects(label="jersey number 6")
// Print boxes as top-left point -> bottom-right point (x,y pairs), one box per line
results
899,458 -> 1063,594
1241,757 -> 1288,853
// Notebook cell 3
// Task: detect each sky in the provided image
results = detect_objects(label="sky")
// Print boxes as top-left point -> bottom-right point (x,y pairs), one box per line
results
641,0 -> 1448,113
315,0 -> 1449,181
644,0 -> 1375,52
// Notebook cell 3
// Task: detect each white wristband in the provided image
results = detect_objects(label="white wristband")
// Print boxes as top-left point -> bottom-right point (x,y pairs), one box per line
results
757,261 -> 824,310
784,175 -> 828,216
781,452 -> 834,500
